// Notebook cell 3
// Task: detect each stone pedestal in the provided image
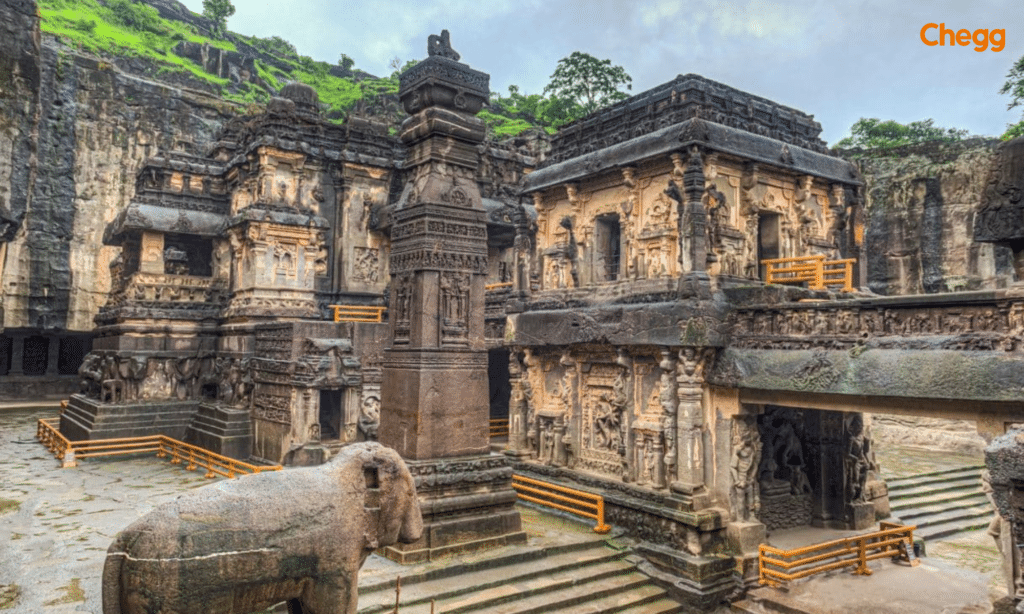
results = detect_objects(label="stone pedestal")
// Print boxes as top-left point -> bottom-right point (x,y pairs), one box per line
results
847,501 -> 875,530
382,455 -> 526,563
183,403 -> 253,460
60,394 -> 198,441
379,36 -> 522,561
728,521 -> 767,589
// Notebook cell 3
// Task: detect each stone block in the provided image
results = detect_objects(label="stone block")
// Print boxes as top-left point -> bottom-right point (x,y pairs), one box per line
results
727,520 -> 767,555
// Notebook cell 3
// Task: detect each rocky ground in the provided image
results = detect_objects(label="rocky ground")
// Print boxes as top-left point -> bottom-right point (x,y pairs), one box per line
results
0,404 -> 1009,612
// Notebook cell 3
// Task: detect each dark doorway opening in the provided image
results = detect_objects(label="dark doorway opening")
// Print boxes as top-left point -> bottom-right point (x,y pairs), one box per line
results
594,214 -> 622,281
319,389 -> 344,441
758,212 -> 782,280
488,348 -> 511,422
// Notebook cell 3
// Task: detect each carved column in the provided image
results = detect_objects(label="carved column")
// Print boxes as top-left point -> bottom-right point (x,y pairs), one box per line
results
8,333 -> 24,376
379,34 -> 525,563
673,346 -> 712,509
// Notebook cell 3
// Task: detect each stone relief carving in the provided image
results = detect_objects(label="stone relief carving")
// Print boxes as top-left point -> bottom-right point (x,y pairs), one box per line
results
353,246 -> 380,283
845,413 -> 870,504
359,394 -> 380,441
731,415 -> 762,522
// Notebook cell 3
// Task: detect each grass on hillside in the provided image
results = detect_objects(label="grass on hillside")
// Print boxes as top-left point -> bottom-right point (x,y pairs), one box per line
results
36,0 -> 544,133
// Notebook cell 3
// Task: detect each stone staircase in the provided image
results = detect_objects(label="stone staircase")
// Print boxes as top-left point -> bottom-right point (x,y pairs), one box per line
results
885,465 -> 994,542
356,540 -> 686,614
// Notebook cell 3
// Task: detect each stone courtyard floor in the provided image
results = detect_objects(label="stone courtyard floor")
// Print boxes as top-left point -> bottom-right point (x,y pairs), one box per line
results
0,404 -> 1008,613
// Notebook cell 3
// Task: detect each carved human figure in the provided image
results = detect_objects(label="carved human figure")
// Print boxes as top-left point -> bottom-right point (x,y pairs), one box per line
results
594,392 -> 621,450
845,414 -> 870,503
359,395 -> 381,441
541,421 -> 556,465
731,422 -> 761,522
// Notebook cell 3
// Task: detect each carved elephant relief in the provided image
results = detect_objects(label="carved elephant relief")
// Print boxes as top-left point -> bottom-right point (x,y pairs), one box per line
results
102,442 -> 422,614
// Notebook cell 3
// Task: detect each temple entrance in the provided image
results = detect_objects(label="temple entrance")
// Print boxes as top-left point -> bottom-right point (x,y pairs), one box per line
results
318,389 -> 344,441
757,212 -> 781,280
488,348 -> 511,436
755,406 -> 881,531
594,213 -> 622,281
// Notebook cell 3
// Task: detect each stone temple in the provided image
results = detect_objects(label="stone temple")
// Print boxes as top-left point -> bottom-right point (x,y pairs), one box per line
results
3,11 -> 1024,610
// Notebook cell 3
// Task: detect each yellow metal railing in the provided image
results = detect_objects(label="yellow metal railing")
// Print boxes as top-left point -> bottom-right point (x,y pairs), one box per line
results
329,304 -> 386,323
485,282 -> 514,291
762,255 -> 856,292
512,474 -> 611,534
489,418 -> 509,438
758,522 -> 919,588
37,417 -> 281,478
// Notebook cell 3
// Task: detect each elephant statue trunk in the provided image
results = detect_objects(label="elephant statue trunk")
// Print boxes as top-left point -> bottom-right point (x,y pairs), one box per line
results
102,442 -> 422,614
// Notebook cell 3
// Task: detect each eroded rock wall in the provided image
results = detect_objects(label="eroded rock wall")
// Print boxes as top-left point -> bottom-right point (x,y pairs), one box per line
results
1,11 -> 236,332
850,139 -> 1017,296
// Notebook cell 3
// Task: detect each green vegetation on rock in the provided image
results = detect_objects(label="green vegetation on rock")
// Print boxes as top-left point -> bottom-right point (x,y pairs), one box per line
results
0,499 -> 20,514
35,1 -> 629,138
834,117 -> 969,150
1000,53 -> 1024,140
0,585 -> 19,610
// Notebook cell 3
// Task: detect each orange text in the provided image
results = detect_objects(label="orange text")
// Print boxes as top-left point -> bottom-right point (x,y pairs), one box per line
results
920,23 -> 1005,51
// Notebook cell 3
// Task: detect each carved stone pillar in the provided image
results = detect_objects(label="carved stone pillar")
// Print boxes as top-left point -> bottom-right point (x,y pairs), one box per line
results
46,335 -> 59,375
986,429 -> 1024,606
379,34 -> 524,563
673,346 -> 712,509
8,332 -> 24,376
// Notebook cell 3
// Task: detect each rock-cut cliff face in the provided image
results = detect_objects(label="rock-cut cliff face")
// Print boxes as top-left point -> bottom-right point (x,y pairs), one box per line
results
852,139 -> 1017,296
0,0 -> 236,333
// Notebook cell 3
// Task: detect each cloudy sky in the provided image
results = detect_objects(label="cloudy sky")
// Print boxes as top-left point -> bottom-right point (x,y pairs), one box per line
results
177,0 -> 1023,145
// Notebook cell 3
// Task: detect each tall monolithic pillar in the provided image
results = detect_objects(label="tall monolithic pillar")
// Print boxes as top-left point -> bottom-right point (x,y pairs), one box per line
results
379,32 -> 525,562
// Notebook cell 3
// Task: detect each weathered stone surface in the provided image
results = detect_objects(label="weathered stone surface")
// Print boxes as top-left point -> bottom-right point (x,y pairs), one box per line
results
851,139 -> 1017,295
1,40 -> 235,332
101,441 -> 422,614
985,429 -> 1024,607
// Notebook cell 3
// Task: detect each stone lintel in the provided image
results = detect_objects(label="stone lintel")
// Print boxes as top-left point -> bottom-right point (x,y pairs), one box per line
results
716,347 -> 1024,404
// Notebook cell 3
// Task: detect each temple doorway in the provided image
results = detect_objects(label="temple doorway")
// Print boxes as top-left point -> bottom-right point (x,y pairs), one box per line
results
319,389 -> 344,441
757,212 -> 782,279
756,406 -> 882,531
488,348 -> 511,425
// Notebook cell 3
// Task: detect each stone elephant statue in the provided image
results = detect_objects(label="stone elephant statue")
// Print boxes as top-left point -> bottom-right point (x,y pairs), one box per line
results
102,442 -> 422,614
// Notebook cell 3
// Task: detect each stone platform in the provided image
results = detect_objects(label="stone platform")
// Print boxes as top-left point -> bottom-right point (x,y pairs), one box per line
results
60,394 -> 198,441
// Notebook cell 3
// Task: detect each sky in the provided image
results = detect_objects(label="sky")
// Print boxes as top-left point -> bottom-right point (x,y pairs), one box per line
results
177,0 -> 1024,145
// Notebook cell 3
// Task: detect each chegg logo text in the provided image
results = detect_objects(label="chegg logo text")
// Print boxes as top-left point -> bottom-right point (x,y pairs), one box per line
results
920,23 -> 1005,51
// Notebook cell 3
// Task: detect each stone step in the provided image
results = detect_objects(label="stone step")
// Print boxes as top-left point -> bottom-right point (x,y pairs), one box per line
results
903,504 -> 993,533
917,517 -> 993,542
892,492 -> 989,517
885,474 -> 983,500
885,466 -> 984,491
358,542 -> 627,614
614,597 -> 688,614
449,571 -> 657,614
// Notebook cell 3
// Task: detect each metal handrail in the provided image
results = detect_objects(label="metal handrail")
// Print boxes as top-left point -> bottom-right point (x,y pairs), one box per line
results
328,304 -> 386,323
36,417 -> 281,477
489,418 -> 509,438
512,474 -> 611,534
758,522 -> 918,587
762,255 -> 855,292
485,282 -> 514,291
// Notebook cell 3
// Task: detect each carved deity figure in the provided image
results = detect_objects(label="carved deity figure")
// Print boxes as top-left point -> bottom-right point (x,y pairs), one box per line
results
359,395 -> 381,441
731,421 -> 761,522
845,414 -> 870,503
593,392 -> 621,450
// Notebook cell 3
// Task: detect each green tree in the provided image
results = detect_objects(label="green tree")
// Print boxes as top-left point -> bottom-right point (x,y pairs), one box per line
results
543,51 -> 632,120
202,0 -> 235,37
999,53 -> 1024,140
834,118 -> 968,149
337,54 -> 355,72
